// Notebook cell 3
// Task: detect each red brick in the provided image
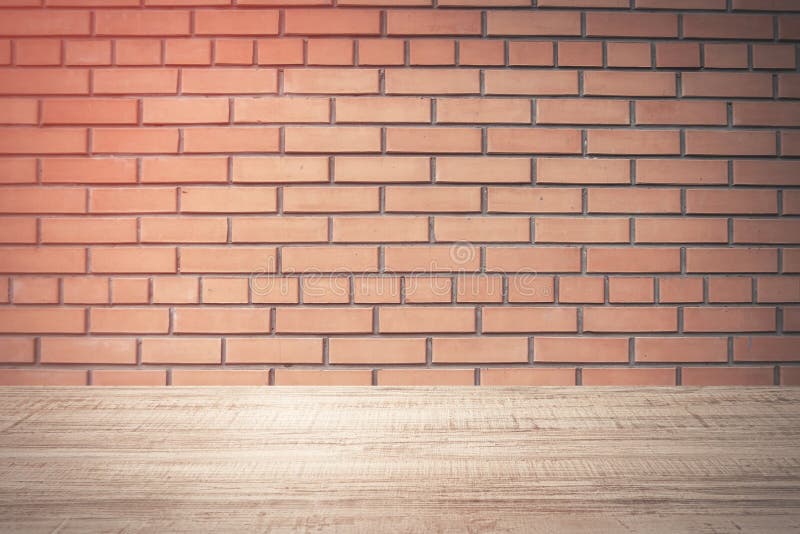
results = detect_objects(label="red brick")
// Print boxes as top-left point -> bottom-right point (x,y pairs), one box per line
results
91,247 -> 176,273
195,9 -> 278,35
582,368 -> 675,386
329,337 -> 425,365
42,217 -> 137,244
336,97 -> 428,123
557,41 -> 602,67
12,277 -> 58,304
0,10 -> 90,36
334,216 -> 428,242
112,278 -> 149,304
0,217 -> 35,244
459,39 -> 504,66
684,14 -> 773,39
183,127 -> 279,153
0,127 -> 86,154
142,337 -> 221,364
152,276 -> 198,303
0,370 -> 86,386
489,128 -> 581,154
380,306 -> 473,333
607,42 -> 651,67
16,39 -> 61,66
174,308 -> 269,334
432,337 -> 527,364
226,337 -> 322,364
636,101 -> 727,126
232,216 -> 328,243
483,306 -> 576,333
485,70 -> 578,95
275,369 -> 372,386
251,276 -> 300,304
538,99 -> 628,125
436,157 -> 530,183
140,217 -> 226,243
173,370 -> 269,386
286,9 -> 379,35
636,337 -> 728,363
41,157 -> 137,184
115,39 -> 161,66
781,367 -> 800,386
63,277 -> 109,304
636,159 -> 728,186
0,186 -> 85,214
301,276 -> 351,304
0,98 -> 37,125
143,97 -> 229,124
558,276 -> 604,303
285,68 -> 378,94
202,277 -> 248,304
757,277 -> 800,303
236,97 -> 329,123
536,217 -> 628,243
734,160 -> 800,186
686,131 -> 776,156
215,39 -> 254,65
686,189 -> 777,214
180,246 -> 276,273
684,307 -> 776,333
687,248 -> 778,273
584,306 -> 677,332
41,337 -> 136,365
388,127 -> 481,153
456,274 -> 503,303
409,39 -> 454,65
587,12 -> 676,37
734,336 -> 800,362
507,41 -> 554,67
488,187 -> 581,213
655,42 -> 700,68
589,188 -> 680,214
285,126 -> 381,152
358,39 -> 405,66
353,275 -> 401,304
233,157 -> 329,183
658,277 -> 705,304
92,370 -> 166,387
753,43 -> 796,69
587,247 -> 681,273
165,39 -> 211,65
0,68 -> 88,95
734,102 -> 800,127
707,276 -> 752,304
704,43 -> 748,69
507,275 -> 554,304
435,216 -> 530,242
142,157 -> 228,183
635,218 -> 728,244
608,276 -> 654,303
488,11 -> 580,36
735,219 -> 800,244
42,98 -> 138,125
257,38 -> 303,65
335,156 -> 430,183
439,98 -> 529,124
682,367 -> 774,386
584,72 -> 675,97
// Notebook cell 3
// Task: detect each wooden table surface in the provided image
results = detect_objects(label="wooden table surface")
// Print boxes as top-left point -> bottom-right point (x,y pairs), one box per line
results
0,387 -> 798,533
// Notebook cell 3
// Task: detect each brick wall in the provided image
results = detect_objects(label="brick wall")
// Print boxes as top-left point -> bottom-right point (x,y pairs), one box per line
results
0,0 -> 798,387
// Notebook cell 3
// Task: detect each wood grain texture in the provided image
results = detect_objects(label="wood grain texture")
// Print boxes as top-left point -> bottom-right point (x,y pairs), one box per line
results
0,387 -> 799,533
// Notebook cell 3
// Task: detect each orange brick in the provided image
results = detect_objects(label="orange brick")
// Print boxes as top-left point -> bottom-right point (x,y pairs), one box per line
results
0,186 -> 85,214
0,10 -> 90,36
537,99 -> 628,125
635,217 -> 728,244
385,68 -> 480,94
251,276 -> 300,304
302,275 -> 350,304
152,276 -> 198,303
682,367 -> 774,386
505,273 -> 554,303
215,39 -> 254,65
435,216 -> 530,242
142,157 -> 228,183
405,275 -> 452,303
226,337 -> 323,364
90,187 -> 176,214
143,97 -> 229,124
95,10 -> 190,36
481,368 -> 576,386
91,247 -> 176,274
112,277 -> 149,304
234,157 -> 329,183
483,306 -> 577,333
485,70 -> 578,95
16,39 -> 61,65
582,368 -> 675,386
276,307 -> 372,333
336,97 -> 429,123
380,306 -> 474,333
588,188 -> 681,214
95,69 -> 178,94
584,71 -> 675,97
235,97 -> 329,123
174,307 -> 269,334
0,127 -> 86,154
275,369 -> 372,386
485,246 -> 580,273
232,217 -> 328,243
41,337 -> 136,365
335,156 -> 430,183
41,157 -> 137,184
488,187 -> 580,213
686,130 -> 776,156
93,370 -> 166,387
90,308 -> 168,334
410,39 -> 454,65
257,38 -> 303,65
488,128 -> 581,154
0,247 -> 86,274
586,12 -> 677,37
608,276 -> 654,303
333,216 -> 428,242
438,97 -> 530,124
142,337 -> 222,364
63,277 -> 109,304
180,246 -> 276,273
286,9 -> 380,35
456,274 -> 503,303
180,187 -> 276,213
183,127 -> 279,153
636,337 -> 728,363
173,370 -> 268,386
687,248 -> 778,274
487,10 -> 580,36
683,72 -> 772,98
281,246 -> 377,272
558,276 -> 604,303
12,277 -> 57,304
114,39 -> 161,66
93,128 -> 179,154
285,68 -> 378,94
0,217 -> 35,244
182,68 -> 276,94
684,307 -> 776,333
0,370 -> 86,386
584,306 -> 677,332
386,186 -> 479,212
378,369 -> 474,386
140,217 -> 226,243
433,337 -> 528,363
0,68 -> 88,95
358,38 -> 405,66
195,9 -> 278,35
606,42 -> 651,68
388,9 -> 480,35
283,186 -> 378,212
0,98 -> 36,125
537,158 -> 630,184
588,129 -> 680,155
385,245 -> 480,272
329,337 -> 425,365
507,41 -> 554,67
587,247 -> 680,273
636,159 -> 728,185
42,217 -> 137,244
353,275 -> 401,304
536,217 -> 628,243
436,157 -> 530,183
165,38 -> 211,65
535,337 -> 629,363
42,98 -> 137,125
285,126 -> 381,152
636,101 -> 727,126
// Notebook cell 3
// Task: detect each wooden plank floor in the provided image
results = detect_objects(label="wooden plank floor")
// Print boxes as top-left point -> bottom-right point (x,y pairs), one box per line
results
0,387 -> 798,533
